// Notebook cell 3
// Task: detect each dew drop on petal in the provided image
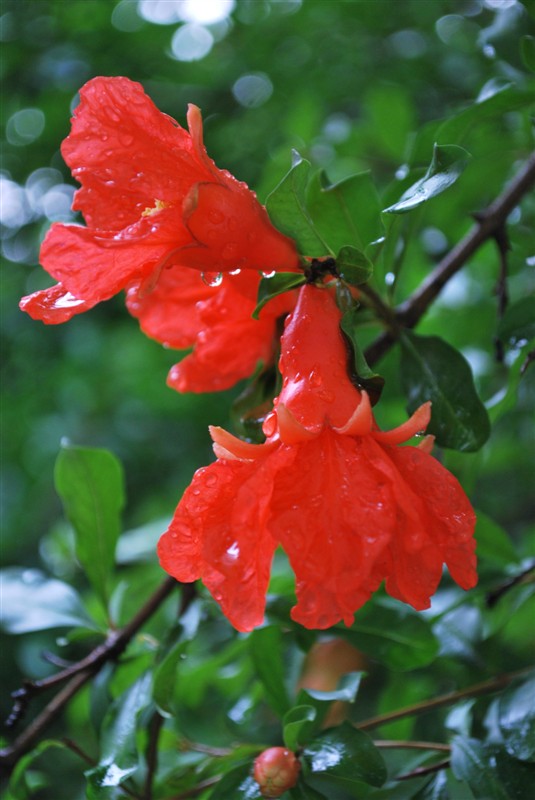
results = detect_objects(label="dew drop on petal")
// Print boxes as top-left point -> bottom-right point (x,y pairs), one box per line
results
262,270 -> 276,278
222,242 -> 238,260
204,473 -> 218,487
201,271 -> 223,287
229,268 -> 241,276
308,367 -> 322,387
208,209 -> 224,224
119,133 -> 134,147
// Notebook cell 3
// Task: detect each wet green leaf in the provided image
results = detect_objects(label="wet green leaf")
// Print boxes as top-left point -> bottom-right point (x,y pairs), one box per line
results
384,144 -> 470,213
451,737 -> 535,799
252,271 -> 305,320
306,170 -> 384,252
497,297 -> 535,347
153,638 -> 190,717
208,763 -> 262,799
55,443 -> 125,606
399,331 -> 490,452
340,307 -> 385,404
8,740 -> 67,800
336,246 -> 374,287
86,673 -> 152,797
0,567 -> 97,633
266,154 -> 330,256
289,779 -> 328,799
296,673 -> 364,731
303,722 -> 387,788
283,705 -> 318,751
498,673 -> 535,761
475,511 -> 519,566
521,36 -> 535,72
339,601 -> 438,670
249,625 -> 291,718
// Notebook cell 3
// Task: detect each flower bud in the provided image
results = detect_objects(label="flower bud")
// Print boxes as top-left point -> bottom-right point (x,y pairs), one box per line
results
253,747 -> 300,798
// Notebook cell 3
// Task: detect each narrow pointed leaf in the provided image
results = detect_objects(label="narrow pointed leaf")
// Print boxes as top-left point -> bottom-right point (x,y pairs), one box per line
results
54,443 -> 125,605
450,737 -> 530,799
497,673 -> 535,761
252,272 -> 306,319
296,673 -> 364,731
399,331 -> 490,452
497,297 -> 535,347
384,144 -> 470,213
283,705 -> 318,751
249,625 -> 291,717
266,154 -> 330,256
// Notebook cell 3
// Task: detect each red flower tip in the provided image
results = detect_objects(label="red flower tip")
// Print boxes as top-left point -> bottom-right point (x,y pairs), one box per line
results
253,748 -> 301,798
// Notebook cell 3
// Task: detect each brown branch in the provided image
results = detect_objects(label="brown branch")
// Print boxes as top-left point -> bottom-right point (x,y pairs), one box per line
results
0,576 -> 185,772
396,757 -> 451,781
364,150 -> 535,366
374,740 -> 451,752
356,666 -> 532,731
486,560 -> 535,607
144,711 -> 165,800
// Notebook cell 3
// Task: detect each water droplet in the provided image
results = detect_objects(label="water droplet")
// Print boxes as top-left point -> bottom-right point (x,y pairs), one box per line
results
204,473 -> 218,487
104,106 -> 121,123
222,242 -> 238,260
319,390 -> 334,402
201,271 -> 223,287
263,412 -> 277,438
208,209 -> 224,224
119,133 -> 134,147
308,367 -> 322,387
262,270 -> 276,278
229,268 -> 241,276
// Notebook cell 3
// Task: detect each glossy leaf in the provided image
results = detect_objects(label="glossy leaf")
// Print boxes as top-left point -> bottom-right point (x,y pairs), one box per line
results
152,638 -> 190,717
303,722 -> 387,788
0,567 -> 97,633
399,331 -> 490,452
521,36 -> 535,72
474,511 -> 519,566
384,144 -> 470,213
283,705 -> 318,751
8,739 -> 67,800
208,763 -> 262,800
86,673 -> 152,797
296,673 -> 364,731
340,307 -> 385,404
336,246 -> 374,287
252,271 -> 306,319
339,600 -> 438,670
450,737 -> 535,799
306,170 -> 384,252
497,297 -> 535,347
54,443 -> 125,605
249,625 -> 291,717
289,780 -> 328,800
266,153 -> 330,256
433,606 -> 482,662
498,673 -> 535,761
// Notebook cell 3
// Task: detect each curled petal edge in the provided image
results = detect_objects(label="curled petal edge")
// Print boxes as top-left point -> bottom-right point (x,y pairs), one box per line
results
276,403 -> 322,445
373,401 -> 432,446
332,390 -> 373,436
209,425 -> 277,461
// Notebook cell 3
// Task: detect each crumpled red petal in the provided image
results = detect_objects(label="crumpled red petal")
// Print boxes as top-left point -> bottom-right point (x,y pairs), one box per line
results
19,283 -> 97,323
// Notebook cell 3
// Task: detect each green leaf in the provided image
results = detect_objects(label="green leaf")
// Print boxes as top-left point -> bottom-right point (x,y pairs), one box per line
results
249,625 -> 291,718
296,673 -> 364,731
283,705 -> 318,751
231,366 -> 279,443
498,673 -> 535,761
290,780 -> 328,799
152,638 -> 190,717
384,144 -> 471,213
521,36 -> 535,72
86,674 -> 152,797
399,331 -> 490,452
336,246 -> 374,287
208,763 -> 262,799
339,600 -> 438,670
303,723 -> 387,788
266,153 -> 330,256
54,442 -> 125,606
8,740 -> 67,800
340,307 -> 385,405
306,170 -> 384,252
252,271 -> 306,319
450,737 -> 535,799
474,511 -> 519,566
0,567 -> 97,633
497,297 -> 535,347
433,606 -> 482,662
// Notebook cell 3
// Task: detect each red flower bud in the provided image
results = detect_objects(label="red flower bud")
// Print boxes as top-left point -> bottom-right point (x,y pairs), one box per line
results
253,747 -> 300,798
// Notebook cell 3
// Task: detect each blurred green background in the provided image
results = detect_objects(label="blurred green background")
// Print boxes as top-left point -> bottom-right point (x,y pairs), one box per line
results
1,0 -> 534,692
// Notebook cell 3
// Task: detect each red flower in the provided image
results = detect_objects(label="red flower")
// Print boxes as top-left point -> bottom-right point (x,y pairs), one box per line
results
158,284 -> 477,631
19,76 -> 299,390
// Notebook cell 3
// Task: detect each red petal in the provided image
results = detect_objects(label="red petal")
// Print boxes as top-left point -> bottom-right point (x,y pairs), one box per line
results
182,181 -> 300,273
19,283 -> 96,323
62,77 -> 213,231
270,430 -> 394,629
277,284 -> 363,436
159,456 -> 285,632
126,265 -> 217,349
40,208 -> 187,304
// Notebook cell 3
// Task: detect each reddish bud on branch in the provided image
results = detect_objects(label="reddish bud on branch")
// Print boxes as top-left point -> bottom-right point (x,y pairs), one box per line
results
253,747 -> 301,798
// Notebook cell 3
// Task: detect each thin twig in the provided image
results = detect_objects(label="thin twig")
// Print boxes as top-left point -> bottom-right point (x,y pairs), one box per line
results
169,776 -> 221,799
397,757 -> 451,781
356,666 -> 532,731
374,740 -> 451,752
0,577 -> 184,771
365,151 -> 535,366
486,561 -> 535,607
